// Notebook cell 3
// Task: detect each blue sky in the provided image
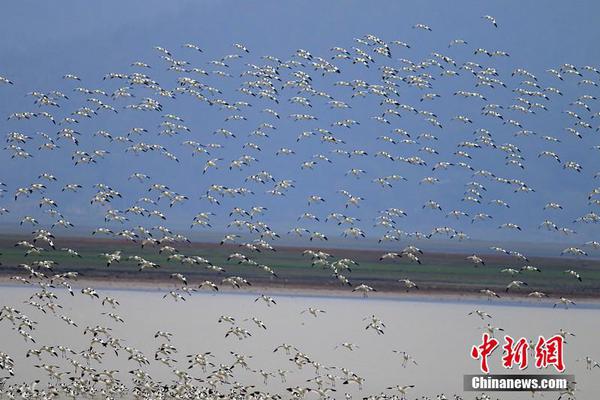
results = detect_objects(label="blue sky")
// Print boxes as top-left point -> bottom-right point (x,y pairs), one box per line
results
0,0 -> 599,251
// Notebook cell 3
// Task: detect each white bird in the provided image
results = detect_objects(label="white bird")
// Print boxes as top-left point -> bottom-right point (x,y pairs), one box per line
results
301,307 -> 326,317
482,15 -> 498,27
353,284 -> 376,297
468,310 -> 492,320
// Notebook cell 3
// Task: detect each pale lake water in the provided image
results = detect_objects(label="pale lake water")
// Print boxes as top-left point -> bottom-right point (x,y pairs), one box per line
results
0,285 -> 599,399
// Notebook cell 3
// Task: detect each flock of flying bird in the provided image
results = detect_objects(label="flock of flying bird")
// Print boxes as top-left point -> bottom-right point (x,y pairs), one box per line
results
0,11 -> 598,400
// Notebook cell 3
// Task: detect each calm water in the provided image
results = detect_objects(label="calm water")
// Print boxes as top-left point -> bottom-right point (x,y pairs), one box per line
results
0,285 -> 598,398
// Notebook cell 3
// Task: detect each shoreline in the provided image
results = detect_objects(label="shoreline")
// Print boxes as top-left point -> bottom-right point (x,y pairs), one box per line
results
2,275 -> 599,308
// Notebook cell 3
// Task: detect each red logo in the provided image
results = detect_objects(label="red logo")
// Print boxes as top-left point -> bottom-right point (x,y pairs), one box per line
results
471,334 -> 565,373
502,335 -> 529,370
471,333 -> 499,373
535,335 -> 565,372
